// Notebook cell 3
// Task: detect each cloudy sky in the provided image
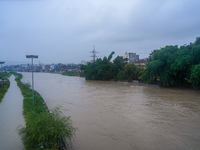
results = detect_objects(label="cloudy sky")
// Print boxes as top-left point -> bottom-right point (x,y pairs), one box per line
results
0,0 -> 200,65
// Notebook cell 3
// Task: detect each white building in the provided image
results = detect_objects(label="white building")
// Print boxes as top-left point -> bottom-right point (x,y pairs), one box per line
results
50,64 -> 55,71
81,60 -> 89,65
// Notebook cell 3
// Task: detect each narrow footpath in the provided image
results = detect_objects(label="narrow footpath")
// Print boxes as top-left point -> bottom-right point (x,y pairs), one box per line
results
0,75 -> 25,150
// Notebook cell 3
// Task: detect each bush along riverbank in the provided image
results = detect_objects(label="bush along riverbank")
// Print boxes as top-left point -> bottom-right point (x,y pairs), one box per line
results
13,72 -> 76,150
0,73 -> 10,102
61,71 -> 77,76
80,51 -> 143,81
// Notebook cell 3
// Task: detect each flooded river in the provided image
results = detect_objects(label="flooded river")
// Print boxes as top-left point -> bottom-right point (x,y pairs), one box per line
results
21,72 -> 200,150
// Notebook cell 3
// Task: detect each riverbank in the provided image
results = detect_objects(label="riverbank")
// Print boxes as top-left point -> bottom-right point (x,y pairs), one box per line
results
0,75 -> 25,150
21,72 -> 200,150
62,71 -> 77,76
0,73 -> 10,102
13,72 -> 75,149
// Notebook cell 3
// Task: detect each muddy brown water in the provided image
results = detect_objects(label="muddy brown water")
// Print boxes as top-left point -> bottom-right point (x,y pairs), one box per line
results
0,75 -> 25,150
21,72 -> 200,150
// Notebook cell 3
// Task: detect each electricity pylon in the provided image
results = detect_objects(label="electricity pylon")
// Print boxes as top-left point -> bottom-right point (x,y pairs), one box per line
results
90,45 -> 98,62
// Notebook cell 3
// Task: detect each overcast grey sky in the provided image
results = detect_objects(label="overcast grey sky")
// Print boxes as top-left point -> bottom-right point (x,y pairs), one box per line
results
0,0 -> 200,65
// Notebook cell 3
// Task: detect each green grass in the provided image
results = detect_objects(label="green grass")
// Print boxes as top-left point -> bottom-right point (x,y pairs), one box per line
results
0,73 -> 10,102
13,72 -> 46,115
62,71 -> 77,76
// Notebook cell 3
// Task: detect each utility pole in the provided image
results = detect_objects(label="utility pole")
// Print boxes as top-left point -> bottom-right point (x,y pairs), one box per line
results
90,45 -> 98,62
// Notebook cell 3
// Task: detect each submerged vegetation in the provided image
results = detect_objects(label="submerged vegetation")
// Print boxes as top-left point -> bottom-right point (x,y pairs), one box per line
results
12,72 -> 76,149
140,37 -> 200,89
81,52 -> 143,81
0,72 -> 10,102
62,71 -> 77,76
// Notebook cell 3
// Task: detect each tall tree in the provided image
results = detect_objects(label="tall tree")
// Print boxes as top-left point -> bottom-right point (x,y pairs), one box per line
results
190,64 -> 200,89
82,51 -> 142,81
140,37 -> 200,88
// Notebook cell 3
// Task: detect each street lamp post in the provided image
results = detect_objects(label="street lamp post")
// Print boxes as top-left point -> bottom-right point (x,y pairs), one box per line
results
26,55 -> 38,106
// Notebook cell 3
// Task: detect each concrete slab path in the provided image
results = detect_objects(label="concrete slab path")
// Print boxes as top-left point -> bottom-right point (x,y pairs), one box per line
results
0,75 -> 25,150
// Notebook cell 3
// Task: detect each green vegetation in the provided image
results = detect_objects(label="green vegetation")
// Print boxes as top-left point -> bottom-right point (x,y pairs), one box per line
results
140,37 -> 200,89
79,70 -> 85,77
0,72 -> 10,102
18,107 -> 76,150
12,72 -> 76,149
81,51 -> 143,81
62,71 -> 77,76
81,37 -> 200,89
190,64 -> 200,89
117,64 -> 143,81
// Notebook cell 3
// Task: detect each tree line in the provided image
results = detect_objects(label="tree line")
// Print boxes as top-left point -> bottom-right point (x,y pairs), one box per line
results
81,37 -> 200,89
140,37 -> 200,89
81,51 -> 143,82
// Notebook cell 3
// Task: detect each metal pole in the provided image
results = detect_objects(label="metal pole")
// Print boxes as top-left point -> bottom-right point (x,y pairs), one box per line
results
0,64 -> 2,79
32,57 -> 34,106
26,55 -> 37,106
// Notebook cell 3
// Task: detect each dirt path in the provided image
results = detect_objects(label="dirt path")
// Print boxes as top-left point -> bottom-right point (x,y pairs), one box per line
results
0,75 -> 25,150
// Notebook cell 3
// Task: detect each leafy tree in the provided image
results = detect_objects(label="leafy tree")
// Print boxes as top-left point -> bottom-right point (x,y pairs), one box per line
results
140,37 -> 200,88
194,37 -> 200,45
82,51 -> 142,81
141,45 -> 178,86
80,64 -> 87,71
190,64 -> 200,89
118,64 -> 142,81
108,51 -> 115,61
112,56 -> 128,80
83,52 -> 115,80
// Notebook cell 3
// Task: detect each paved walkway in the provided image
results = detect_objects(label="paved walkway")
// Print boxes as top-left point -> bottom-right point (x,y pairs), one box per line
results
0,75 -> 25,150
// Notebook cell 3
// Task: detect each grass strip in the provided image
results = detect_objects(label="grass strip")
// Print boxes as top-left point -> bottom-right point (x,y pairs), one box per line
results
0,73 -> 10,103
13,72 -> 76,150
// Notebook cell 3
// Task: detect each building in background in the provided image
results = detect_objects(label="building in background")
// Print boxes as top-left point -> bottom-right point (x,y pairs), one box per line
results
134,58 -> 148,68
81,60 -> 87,65
123,52 -> 139,63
